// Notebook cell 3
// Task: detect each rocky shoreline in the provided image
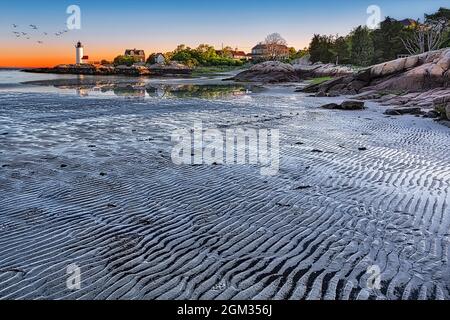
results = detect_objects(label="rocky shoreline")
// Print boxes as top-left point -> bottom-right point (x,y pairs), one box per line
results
24,62 -> 192,77
230,61 -> 354,83
299,48 -> 450,121
229,49 -> 450,123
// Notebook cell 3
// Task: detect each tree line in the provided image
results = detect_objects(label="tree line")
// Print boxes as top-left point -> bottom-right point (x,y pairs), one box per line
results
307,7 -> 450,67
110,44 -> 246,67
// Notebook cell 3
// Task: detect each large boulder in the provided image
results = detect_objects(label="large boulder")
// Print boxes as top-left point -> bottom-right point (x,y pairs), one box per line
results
320,101 -> 365,110
384,107 -> 422,115
299,48 -> 450,110
341,100 -> 365,110
294,63 -> 354,78
232,61 -> 300,83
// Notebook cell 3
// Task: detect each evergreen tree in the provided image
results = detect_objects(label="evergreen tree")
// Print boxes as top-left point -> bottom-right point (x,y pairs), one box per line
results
309,34 -> 335,63
371,17 -> 408,64
350,26 -> 374,67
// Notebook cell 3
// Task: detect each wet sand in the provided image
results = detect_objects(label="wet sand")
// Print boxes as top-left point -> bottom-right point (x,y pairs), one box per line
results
0,77 -> 449,300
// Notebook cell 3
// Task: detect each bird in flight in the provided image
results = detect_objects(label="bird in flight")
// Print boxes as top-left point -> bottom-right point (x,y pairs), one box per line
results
37,41 -> 44,44
43,32 -> 48,36
21,32 -> 27,36
30,24 -> 38,30
12,24 -> 18,28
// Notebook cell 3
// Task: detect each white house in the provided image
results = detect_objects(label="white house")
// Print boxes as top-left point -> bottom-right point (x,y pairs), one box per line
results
154,53 -> 166,65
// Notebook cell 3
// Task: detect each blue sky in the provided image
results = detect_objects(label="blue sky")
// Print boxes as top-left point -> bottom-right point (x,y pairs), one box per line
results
1,0 -> 450,66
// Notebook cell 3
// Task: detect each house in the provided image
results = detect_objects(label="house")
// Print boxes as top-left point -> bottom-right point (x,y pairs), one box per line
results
125,49 -> 146,63
251,43 -> 289,61
146,53 -> 166,65
399,18 -> 418,28
154,53 -> 166,65
215,48 -> 250,61
231,50 -> 248,60
82,55 -> 89,64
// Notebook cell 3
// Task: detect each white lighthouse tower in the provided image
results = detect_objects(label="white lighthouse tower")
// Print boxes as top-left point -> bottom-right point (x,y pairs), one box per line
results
75,41 -> 84,64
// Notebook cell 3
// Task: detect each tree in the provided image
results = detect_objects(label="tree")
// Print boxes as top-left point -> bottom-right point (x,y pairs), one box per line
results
308,34 -> 335,63
113,55 -> 136,67
331,36 -> 351,65
169,43 -> 243,67
146,53 -> 157,64
401,19 -> 447,55
426,7 -> 450,47
219,46 -> 234,58
264,33 -> 288,60
371,17 -> 408,63
425,7 -> 450,22
349,26 -> 374,66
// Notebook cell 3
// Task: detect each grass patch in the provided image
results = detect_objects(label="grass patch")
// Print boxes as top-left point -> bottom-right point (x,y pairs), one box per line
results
309,76 -> 333,85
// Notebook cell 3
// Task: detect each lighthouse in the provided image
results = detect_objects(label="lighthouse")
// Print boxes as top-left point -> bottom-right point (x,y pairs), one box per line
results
75,41 -> 84,64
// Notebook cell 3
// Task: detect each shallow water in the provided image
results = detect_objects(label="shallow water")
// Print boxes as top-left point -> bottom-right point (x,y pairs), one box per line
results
0,71 -> 449,300
0,70 -> 262,99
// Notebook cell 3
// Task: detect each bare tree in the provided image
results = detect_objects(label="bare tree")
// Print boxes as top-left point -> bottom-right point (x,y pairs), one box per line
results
401,19 -> 448,55
264,33 -> 288,60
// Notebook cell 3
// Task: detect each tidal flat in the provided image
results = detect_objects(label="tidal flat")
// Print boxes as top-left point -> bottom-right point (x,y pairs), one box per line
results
0,70 -> 449,300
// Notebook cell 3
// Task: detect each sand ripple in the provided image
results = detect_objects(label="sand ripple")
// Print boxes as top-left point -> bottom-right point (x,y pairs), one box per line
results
0,91 -> 449,300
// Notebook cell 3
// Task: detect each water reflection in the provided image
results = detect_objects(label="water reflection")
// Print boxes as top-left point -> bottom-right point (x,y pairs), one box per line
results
22,78 -> 263,99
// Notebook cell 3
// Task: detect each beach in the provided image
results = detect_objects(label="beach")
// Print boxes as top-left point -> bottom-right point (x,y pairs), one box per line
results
0,70 -> 449,299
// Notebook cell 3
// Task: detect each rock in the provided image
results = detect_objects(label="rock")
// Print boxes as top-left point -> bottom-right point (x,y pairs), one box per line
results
351,90 -> 381,100
384,107 -> 422,116
320,101 -> 365,110
291,54 -> 312,66
295,185 -> 313,190
423,110 -> 440,118
294,63 -> 354,78
301,49 -> 450,110
232,61 -> 300,83
341,100 -> 365,110
24,63 -> 192,77
321,103 -> 340,109
384,109 -> 402,116
234,61 -> 354,84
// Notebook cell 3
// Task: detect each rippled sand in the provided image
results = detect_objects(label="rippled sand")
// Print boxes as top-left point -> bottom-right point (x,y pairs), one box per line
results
0,85 -> 449,300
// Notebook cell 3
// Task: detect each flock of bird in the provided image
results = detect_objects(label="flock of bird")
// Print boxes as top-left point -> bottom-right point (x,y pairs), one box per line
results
11,24 -> 70,44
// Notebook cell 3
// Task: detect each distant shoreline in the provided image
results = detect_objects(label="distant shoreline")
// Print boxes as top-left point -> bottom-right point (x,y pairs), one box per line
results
22,64 -> 193,77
